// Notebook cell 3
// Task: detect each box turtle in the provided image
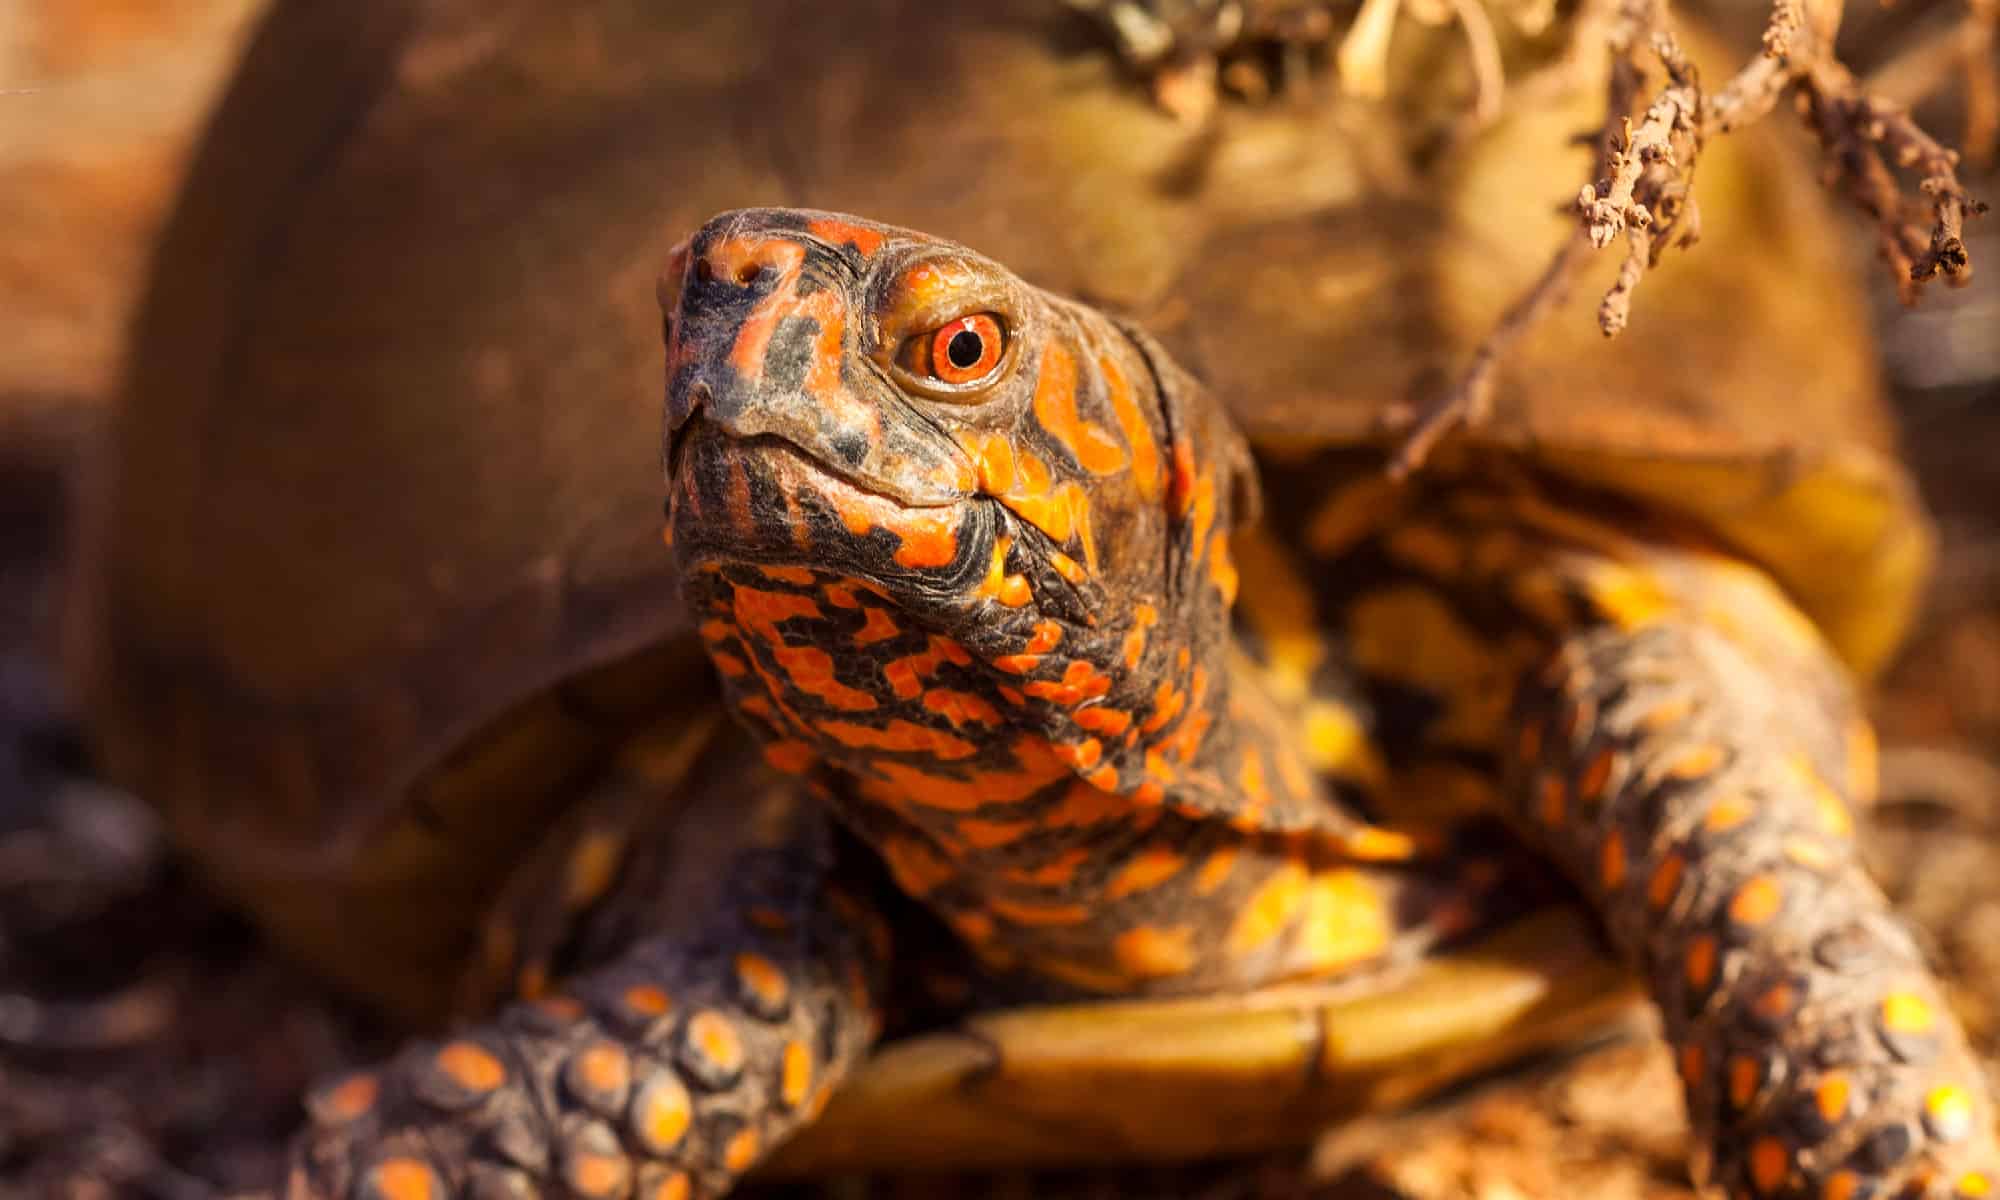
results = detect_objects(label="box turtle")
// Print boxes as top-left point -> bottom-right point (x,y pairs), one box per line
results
68,2 -> 1996,1199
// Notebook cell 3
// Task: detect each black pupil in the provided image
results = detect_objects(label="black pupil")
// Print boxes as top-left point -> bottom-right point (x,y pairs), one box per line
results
946,328 -> 985,371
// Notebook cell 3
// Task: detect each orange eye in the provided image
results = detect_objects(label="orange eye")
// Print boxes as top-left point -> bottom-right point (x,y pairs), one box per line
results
905,313 -> 1005,386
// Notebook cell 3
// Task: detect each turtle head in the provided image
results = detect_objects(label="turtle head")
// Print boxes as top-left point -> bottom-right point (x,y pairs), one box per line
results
661,208 -> 1255,794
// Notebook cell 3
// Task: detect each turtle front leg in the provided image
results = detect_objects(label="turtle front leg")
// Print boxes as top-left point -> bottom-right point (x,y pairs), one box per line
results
286,756 -> 889,1200
1508,618 -> 1998,1198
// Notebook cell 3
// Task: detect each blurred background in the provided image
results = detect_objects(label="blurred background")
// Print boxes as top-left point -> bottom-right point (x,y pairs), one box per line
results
1,2 -> 1995,1196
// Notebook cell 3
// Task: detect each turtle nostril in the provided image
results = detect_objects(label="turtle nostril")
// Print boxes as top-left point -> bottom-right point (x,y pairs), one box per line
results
694,257 -> 715,284
735,262 -> 763,286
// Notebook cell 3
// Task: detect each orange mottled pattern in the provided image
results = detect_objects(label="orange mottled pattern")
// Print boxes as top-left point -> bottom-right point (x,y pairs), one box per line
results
665,209 -> 1453,998
1255,450 -> 2000,1199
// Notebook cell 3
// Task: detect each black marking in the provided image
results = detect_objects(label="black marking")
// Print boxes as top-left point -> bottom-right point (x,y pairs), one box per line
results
763,314 -> 821,395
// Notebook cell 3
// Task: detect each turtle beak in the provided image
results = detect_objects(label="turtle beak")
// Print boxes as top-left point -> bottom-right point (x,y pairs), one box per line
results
662,218 -> 975,509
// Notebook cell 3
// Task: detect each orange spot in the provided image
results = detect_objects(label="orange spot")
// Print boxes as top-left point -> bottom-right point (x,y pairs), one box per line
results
833,493 -> 876,537
1139,678 -> 1185,734
1598,830 -> 1627,891
1670,744 -> 1726,780
563,1045 -> 625,1107
1026,622 -> 1064,653
648,1173 -> 692,1200
1099,351 -> 1162,499
319,1073 -> 379,1122
1238,749 -> 1271,814
951,911 -> 996,943
1002,848 -> 1091,887
1960,1173 -> 1993,1198
634,1075 -> 694,1153
781,1040 -> 813,1108
1043,778 -> 1125,827
365,1158 -> 444,1200
687,1011 -> 745,1073
853,608 -> 900,645
1823,1171 -> 1862,1200
1783,838 -> 1836,870
1537,774 -> 1567,826
719,237 -> 809,380
1679,1042 -> 1706,1091
1032,341 -> 1127,475
879,836 -> 955,895
1122,607 -> 1156,670
1049,550 -> 1089,584
806,216 -> 886,257
1729,876 -> 1783,926
1749,984 -> 1799,1029
972,532 -> 1032,607
1209,534 -> 1239,603
966,432 -> 1018,494
1516,718 -> 1544,764
1685,935 -> 1718,991
531,994 -> 585,1023
1194,846 -> 1239,895
1748,1135 -> 1790,1195
774,645 -> 878,711
761,740 -> 817,774
761,565 -> 816,586
565,1151 -> 628,1198
734,952 -> 789,1010
1882,990 -> 1937,1035
711,651 -> 749,678
1815,1073 -> 1851,1123
723,1126 -> 762,1173
1075,705 -> 1133,735
1647,855 -> 1687,911
884,636 -> 973,699
817,718 -> 977,760
623,984 -> 674,1018
1113,925 -> 1198,978
1293,868 -> 1394,972
1168,437 -> 1198,517
887,507 -> 960,569
1728,1054 -> 1761,1109
1227,862 -> 1309,955
958,818 -> 1033,849
1106,846 -> 1186,900
1053,737 -> 1103,770
923,688 -> 1002,727
1027,660 -> 1113,707
1705,795 -> 1752,832
436,1042 -> 505,1094
869,736 -> 1066,812
989,896 -> 1091,926
1576,749 -> 1616,802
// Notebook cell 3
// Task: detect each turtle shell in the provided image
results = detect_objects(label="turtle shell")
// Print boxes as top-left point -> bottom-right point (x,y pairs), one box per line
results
70,0 -> 1928,1026
1165,42 -> 1931,676
67,0 -> 1418,1020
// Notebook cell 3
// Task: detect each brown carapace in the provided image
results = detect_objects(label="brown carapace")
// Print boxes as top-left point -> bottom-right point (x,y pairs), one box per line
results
286,210 -> 1998,1200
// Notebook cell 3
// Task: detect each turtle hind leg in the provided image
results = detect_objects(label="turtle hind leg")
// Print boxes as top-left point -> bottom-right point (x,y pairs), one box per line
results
1508,617 -> 1999,1199
286,744 -> 890,1200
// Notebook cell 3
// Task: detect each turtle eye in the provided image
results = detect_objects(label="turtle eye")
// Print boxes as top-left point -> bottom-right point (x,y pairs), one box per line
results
900,313 -> 1006,389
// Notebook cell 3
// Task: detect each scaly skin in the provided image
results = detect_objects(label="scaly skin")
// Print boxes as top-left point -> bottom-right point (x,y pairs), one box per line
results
286,210 -> 1996,1197
287,732 -> 888,1199
1257,458 -> 2000,1199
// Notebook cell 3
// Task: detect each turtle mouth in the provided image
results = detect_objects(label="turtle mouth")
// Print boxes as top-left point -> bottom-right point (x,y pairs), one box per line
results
667,421 -> 991,591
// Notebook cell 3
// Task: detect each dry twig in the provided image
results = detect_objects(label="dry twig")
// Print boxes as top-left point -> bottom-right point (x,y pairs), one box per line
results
1391,0 -> 1988,475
